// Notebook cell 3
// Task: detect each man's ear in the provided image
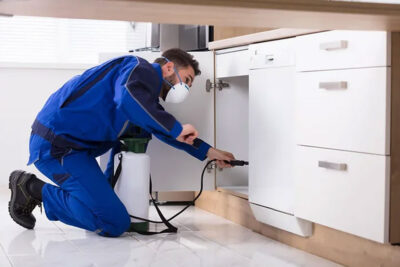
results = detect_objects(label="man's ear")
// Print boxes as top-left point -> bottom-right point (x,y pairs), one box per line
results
164,61 -> 175,76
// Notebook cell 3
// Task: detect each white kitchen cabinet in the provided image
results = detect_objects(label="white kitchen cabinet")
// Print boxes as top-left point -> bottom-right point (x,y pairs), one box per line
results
215,46 -> 249,78
296,67 -> 391,155
294,146 -> 390,243
294,30 -> 400,244
248,38 -> 312,237
296,30 -> 390,72
98,30 -> 400,244
249,38 -> 295,69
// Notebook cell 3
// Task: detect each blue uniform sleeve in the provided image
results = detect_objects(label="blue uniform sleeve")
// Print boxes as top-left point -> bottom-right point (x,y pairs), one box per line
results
153,132 -> 212,161
116,57 -> 183,139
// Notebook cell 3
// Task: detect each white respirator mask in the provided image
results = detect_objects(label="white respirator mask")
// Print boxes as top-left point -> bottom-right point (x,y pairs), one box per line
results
162,57 -> 190,103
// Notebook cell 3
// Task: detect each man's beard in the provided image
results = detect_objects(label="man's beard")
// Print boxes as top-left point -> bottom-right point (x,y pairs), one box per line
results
160,74 -> 177,101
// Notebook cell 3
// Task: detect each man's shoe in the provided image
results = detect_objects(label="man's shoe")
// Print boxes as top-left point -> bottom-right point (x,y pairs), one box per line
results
8,170 -> 42,229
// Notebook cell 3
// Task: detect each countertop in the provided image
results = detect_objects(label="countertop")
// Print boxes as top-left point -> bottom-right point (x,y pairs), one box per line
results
208,28 -> 324,50
2,1 -> 400,31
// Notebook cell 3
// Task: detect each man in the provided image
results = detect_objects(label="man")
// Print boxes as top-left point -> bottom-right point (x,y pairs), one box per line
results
8,48 -> 235,237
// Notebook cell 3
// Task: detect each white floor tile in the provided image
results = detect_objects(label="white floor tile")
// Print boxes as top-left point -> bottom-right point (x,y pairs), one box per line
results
0,186 -> 342,267
9,253 -> 95,267
134,231 -> 250,267
0,244 -> 12,267
84,245 -> 179,267
1,230 -> 79,256
192,225 -> 341,267
65,232 -> 142,254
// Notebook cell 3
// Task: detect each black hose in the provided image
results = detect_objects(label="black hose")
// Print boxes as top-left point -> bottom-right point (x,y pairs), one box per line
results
129,159 -> 216,223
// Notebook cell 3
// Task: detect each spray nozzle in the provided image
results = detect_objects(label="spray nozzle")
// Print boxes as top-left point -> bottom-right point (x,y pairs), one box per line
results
223,160 -> 249,166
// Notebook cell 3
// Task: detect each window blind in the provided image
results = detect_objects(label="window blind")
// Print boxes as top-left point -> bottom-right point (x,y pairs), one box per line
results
0,16 -> 149,64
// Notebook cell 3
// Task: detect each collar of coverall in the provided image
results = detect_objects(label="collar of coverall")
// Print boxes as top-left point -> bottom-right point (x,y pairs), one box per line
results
151,63 -> 163,98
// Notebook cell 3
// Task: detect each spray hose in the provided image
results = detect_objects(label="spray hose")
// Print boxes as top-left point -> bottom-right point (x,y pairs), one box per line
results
130,159 -> 248,223
113,157 -> 248,234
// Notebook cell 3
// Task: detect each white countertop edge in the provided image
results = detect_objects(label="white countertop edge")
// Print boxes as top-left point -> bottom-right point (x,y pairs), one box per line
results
0,62 -> 94,70
209,28 -> 324,50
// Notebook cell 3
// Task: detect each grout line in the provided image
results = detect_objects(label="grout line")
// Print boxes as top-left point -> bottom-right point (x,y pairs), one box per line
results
51,221 -> 67,234
0,242 -> 13,267
49,221 -> 92,257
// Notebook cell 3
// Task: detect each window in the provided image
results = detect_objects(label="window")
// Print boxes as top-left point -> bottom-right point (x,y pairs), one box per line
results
0,16 -> 150,64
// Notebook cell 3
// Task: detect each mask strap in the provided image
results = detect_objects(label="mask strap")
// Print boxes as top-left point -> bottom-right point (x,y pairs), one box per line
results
175,68 -> 183,84
163,78 -> 174,88
162,56 -> 184,85
162,57 -> 174,88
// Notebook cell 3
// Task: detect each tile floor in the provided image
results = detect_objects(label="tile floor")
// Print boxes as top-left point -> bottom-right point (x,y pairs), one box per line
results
0,187 -> 342,267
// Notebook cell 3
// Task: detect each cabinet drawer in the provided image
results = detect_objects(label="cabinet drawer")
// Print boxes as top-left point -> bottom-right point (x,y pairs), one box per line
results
295,67 -> 390,155
249,38 -> 295,69
294,146 -> 390,243
296,30 -> 390,72
215,47 -> 249,78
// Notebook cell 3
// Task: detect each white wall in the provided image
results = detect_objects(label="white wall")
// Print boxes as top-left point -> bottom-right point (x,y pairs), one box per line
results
0,64 -> 88,185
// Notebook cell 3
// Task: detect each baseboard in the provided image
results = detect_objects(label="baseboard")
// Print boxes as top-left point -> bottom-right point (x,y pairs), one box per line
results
249,202 -> 312,237
153,191 -> 194,202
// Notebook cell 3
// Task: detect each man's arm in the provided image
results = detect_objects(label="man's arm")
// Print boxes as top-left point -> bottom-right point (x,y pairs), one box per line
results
153,131 -> 236,168
153,131 -> 211,161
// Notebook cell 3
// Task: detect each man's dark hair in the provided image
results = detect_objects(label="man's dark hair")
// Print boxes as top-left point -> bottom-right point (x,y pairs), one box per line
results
154,48 -> 201,76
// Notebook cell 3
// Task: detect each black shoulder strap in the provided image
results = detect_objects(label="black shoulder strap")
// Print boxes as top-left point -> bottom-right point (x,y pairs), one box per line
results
110,153 -> 122,189
130,179 -> 177,235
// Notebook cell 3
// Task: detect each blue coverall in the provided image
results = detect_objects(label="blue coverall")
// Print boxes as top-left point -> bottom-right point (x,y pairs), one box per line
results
27,55 -> 211,237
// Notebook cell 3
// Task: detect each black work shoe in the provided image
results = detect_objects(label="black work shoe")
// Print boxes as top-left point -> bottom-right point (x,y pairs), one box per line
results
8,170 -> 42,229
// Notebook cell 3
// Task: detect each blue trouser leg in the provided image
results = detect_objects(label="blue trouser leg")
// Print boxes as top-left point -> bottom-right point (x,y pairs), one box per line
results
34,150 -> 131,237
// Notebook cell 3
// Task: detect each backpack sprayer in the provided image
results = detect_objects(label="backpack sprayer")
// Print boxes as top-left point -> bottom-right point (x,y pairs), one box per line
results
111,137 -> 248,235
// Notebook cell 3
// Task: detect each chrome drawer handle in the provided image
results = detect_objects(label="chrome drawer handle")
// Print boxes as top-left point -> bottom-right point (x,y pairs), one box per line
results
318,161 -> 347,171
319,81 -> 348,90
319,40 -> 348,51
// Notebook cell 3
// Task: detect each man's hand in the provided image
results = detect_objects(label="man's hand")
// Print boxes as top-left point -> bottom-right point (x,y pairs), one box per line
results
176,124 -> 198,145
207,147 -> 235,168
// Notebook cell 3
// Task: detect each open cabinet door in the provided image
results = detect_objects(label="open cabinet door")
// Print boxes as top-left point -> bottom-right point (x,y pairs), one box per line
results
99,51 -> 215,192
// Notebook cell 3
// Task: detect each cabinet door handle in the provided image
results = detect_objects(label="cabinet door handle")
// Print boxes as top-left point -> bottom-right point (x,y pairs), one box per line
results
265,54 -> 274,63
319,81 -> 348,90
319,40 -> 348,51
318,161 -> 347,171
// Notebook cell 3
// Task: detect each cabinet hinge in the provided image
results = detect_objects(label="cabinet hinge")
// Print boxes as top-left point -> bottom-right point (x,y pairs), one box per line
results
205,79 -> 230,92
206,162 -> 216,173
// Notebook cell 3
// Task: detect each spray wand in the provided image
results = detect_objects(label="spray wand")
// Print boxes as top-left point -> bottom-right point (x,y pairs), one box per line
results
224,160 -> 249,166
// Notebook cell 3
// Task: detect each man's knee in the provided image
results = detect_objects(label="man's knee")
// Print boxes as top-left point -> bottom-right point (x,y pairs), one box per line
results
96,206 -> 131,237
